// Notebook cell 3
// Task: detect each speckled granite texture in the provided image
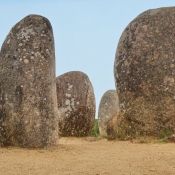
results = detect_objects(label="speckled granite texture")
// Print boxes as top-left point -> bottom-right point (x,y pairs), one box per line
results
0,15 -> 58,147
98,90 -> 119,137
56,71 -> 95,137
114,7 -> 175,137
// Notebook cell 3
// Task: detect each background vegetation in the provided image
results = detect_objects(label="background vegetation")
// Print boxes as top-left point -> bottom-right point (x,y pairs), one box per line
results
91,119 -> 100,137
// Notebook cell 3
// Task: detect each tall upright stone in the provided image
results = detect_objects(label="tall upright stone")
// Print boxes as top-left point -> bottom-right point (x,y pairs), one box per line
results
56,71 -> 95,136
114,7 -> 175,137
98,90 -> 119,138
0,15 -> 58,147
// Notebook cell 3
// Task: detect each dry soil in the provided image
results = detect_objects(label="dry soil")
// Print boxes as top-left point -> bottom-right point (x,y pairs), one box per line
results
0,137 -> 175,175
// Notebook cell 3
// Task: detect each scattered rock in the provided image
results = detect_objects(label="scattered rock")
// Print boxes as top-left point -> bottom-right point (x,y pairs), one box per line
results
114,7 -> 175,137
168,134 -> 175,142
86,137 -> 98,142
56,71 -> 95,136
98,90 -> 119,139
0,15 -> 58,147
149,168 -> 156,172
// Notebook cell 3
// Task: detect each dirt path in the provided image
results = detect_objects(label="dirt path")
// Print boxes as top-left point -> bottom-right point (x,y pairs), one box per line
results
0,137 -> 175,175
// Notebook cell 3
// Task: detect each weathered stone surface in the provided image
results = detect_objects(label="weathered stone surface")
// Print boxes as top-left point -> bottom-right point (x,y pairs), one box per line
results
114,7 -> 175,137
105,114 -> 117,140
0,15 -> 58,147
56,71 -> 95,136
98,90 -> 119,138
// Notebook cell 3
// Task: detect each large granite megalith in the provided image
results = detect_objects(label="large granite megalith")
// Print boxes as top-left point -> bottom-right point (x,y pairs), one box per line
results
98,90 -> 119,139
56,71 -> 95,136
114,7 -> 175,138
0,15 -> 58,147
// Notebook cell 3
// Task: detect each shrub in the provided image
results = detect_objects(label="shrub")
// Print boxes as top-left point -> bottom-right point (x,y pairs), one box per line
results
91,119 -> 100,137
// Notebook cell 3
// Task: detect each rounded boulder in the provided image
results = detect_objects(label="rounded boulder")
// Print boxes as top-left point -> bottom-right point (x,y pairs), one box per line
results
56,71 -> 95,136
114,7 -> 175,137
0,15 -> 58,147
98,90 -> 119,139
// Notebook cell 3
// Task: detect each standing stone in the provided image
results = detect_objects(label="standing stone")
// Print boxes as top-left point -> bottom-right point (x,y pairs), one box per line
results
98,90 -> 119,139
0,15 -> 58,147
114,7 -> 175,138
56,71 -> 95,136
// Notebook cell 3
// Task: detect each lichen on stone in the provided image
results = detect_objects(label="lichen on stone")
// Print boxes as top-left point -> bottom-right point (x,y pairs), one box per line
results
0,14 -> 58,148
56,71 -> 95,137
114,7 -> 175,138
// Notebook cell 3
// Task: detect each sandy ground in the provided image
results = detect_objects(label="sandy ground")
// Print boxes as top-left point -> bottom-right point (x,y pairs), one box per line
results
0,137 -> 175,175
